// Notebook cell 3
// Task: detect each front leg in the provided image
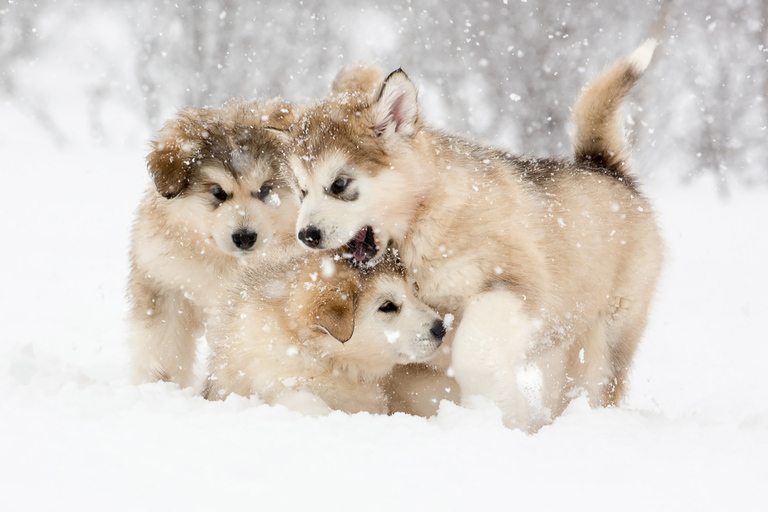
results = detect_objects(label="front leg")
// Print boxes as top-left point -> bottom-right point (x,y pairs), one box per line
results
451,290 -> 538,431
128,280 -> 203,388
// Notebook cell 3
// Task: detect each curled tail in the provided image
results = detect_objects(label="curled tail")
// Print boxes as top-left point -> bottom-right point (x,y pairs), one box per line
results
572,39 -> 657,178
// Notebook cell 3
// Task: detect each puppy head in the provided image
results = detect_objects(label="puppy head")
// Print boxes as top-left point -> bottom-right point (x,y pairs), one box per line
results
289,70 -> 425,267
290,251 -> 445,378
147,98 -> 300,257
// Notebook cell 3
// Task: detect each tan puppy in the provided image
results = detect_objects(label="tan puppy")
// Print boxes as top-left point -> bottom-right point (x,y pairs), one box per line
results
128,98 -> 301,388
287,40 -> 663,430
202,251 -> 447,415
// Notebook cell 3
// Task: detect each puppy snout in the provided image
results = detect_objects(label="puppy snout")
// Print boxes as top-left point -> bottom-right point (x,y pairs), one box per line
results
298,225 -> 322,249
232,229 -> 257,250
430,319 -> 446,345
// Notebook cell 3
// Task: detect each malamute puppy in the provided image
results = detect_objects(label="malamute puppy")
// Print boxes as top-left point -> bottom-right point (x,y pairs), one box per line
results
128,98 -> 300,388
203,251 -> 447,415
287,41 -> 664,430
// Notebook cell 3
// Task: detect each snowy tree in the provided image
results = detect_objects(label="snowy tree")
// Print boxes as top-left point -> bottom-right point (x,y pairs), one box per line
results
0,0 -> 765,186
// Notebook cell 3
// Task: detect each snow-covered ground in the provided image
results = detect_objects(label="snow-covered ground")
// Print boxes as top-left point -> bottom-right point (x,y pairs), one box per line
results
2,4 -> 767,503
1,126 -> 766,510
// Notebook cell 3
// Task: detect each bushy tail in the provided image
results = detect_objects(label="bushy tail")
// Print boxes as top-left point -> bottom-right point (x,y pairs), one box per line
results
571,39 -> 657,177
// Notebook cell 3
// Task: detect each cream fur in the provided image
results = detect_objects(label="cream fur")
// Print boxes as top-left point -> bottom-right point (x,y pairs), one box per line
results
203,252 -> 446,415
288,42 -> 664,430
127,99 -> 301,388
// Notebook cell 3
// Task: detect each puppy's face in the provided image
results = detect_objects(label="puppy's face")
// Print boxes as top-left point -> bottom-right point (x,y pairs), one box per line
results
148,99 -> 299,257
165,160 -> 298,257
289,71 -> 424,267
290,255 -> 445,377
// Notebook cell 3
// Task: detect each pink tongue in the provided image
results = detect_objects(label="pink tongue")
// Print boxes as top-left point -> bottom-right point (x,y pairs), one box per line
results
353,227 -> 368,243
352,227 -> 369,261
353,245 -> 367,261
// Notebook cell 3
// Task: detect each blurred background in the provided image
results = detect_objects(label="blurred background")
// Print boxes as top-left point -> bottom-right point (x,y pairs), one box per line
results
1,0 -> 766,190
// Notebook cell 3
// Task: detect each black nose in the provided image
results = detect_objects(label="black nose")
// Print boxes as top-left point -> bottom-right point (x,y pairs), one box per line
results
298,225 -> 322,248
430,319 -> 446,344
232,230 -> 257,250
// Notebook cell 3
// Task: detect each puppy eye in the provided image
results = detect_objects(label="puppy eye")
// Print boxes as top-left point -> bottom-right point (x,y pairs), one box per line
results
378,301 -> 400,314
301,189 -> 308,199
254,184 -> 273,201
330,177 -> 350,195
210,185 -> 228,201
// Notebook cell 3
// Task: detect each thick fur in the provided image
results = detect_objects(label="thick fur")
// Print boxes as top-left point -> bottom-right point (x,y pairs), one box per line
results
288,41 -> 663,430
331,62 -> 385,97
202,251 -> 446,415
572,39 -> 658,183
128,98 -> 301,388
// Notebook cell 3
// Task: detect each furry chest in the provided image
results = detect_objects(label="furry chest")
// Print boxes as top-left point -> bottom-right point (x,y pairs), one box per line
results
411,257 -> 485,316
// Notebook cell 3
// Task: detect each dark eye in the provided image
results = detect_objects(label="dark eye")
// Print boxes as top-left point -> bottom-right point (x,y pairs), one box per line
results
378,301 -> 399,314
301,189 -> 308,199
254,184 -> 273,201
330,177 -> 350,195
210,185 -> 227,201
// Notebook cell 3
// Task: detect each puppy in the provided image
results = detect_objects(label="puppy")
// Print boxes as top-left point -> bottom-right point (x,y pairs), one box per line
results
287,40 -> 664,430
202,251 -> 447,415
128,98 -> 301,388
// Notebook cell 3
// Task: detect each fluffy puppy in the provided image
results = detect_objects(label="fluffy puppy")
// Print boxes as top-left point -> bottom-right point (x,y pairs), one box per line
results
203,251 -> 447,415
128,98 -> 301,388
287,41 -> 663,430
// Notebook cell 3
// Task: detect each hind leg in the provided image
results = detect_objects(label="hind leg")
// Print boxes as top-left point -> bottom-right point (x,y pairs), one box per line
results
451,290 -> 538,431
602,302 -> 652,407
128,284 -> 202,388
564,296 -> 653,408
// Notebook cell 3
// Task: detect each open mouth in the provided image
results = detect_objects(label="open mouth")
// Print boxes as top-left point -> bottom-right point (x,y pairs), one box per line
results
346,226 -> 379,265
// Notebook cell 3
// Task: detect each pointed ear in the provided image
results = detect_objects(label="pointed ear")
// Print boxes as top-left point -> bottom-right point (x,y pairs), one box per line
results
146,109 -> 203,198
370,69 -> 419,140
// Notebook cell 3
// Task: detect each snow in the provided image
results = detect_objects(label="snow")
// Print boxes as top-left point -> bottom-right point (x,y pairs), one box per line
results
1,4 -> 767,508
1,131 -> 765,512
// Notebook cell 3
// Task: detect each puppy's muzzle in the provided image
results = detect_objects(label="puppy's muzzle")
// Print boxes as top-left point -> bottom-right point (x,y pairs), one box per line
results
430,319 -> 446,346
232,229 -> 257,250
298,225 -> 322,249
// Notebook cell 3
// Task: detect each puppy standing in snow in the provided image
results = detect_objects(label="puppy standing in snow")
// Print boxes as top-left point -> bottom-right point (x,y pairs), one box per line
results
127,99 -> 301,388
287,41 -> 664,430
203,250 -> 447,415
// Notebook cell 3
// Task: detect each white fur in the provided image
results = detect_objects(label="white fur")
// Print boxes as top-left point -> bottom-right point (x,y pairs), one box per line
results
627,38 -> 658,75
451,291 -> 538,430
128,167 -> 300,388
205,258 -> 445,415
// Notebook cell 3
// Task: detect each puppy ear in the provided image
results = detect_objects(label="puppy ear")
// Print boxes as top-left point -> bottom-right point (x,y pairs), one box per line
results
312,293 -> 356,343
310,275 -> 358,343
331,62 -> 385,96
146,109 -> 203,198
261,98 -> 296,130
370,69 -> 419,140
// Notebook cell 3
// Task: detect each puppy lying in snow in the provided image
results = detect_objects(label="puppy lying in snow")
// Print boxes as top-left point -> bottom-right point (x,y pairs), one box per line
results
127,98 -> 300,388
203,250 -> 447,415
